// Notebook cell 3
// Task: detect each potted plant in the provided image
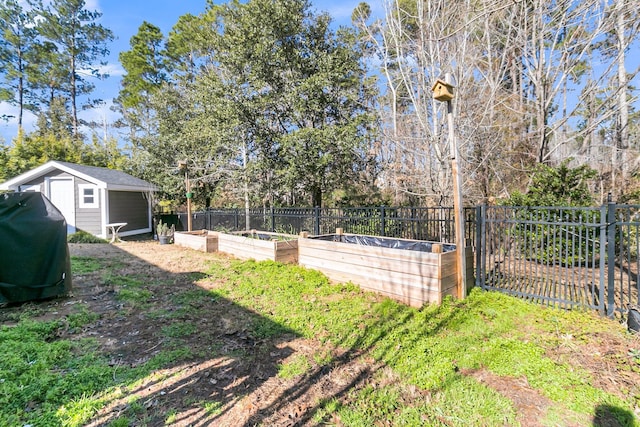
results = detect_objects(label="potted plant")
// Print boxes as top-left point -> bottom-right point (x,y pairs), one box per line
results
157,221 -> 175,245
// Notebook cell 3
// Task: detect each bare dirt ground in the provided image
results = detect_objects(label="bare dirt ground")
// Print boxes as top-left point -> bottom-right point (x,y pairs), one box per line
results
2,240 -> 640,426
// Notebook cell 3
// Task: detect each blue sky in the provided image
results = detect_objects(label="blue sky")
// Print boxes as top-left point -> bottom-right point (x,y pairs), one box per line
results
0,0 -> 381,144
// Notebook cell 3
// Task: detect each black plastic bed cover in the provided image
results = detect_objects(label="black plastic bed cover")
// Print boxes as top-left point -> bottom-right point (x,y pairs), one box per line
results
0,192 -> 72,304
311,233 -> 456,253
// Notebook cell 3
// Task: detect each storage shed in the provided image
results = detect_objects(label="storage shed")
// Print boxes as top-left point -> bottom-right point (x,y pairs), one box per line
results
0,161 -> 157,239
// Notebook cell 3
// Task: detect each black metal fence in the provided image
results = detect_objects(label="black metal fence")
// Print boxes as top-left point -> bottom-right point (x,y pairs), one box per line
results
172,206 -> 477,245
165,203 -> 640,316
475,204 -> 640,316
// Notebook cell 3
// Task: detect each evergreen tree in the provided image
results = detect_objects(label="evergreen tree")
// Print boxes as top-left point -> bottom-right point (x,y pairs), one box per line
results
0,0 -> 38,128
507,161 -> 598,207
152,0 -> 375,207
2,130 -> 81,179
33,96 -> 74,140
34,0 -> 113,139
114,22 -> 168,147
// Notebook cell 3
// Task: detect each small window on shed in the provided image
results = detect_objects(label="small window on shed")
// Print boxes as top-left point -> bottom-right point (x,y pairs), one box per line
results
78,185 -> 99,209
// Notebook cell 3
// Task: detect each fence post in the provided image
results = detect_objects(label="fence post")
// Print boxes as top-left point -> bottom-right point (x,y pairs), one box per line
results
606,202 -> 616,317
476,205 -> 484,289
314,206 -> 321,236
596,204 -> 606,314
234,208 -> 239,231
270,206 -> 275,232
380,206 -> 386,236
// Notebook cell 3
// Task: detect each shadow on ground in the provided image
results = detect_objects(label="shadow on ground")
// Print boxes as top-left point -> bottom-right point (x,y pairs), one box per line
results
2,240 -> 303,426
2,238 -> 638,426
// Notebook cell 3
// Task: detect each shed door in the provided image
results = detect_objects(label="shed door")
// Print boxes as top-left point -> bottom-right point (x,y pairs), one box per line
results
47,177 -> 76,234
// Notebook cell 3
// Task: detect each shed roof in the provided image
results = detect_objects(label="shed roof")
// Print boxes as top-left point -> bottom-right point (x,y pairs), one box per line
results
0,160 -> 158,192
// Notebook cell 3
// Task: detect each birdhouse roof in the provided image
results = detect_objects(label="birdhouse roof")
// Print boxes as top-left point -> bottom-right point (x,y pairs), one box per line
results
431,78 -> 454,91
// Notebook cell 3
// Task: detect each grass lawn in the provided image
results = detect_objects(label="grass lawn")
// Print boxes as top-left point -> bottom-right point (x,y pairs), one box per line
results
0,241 -> 638,426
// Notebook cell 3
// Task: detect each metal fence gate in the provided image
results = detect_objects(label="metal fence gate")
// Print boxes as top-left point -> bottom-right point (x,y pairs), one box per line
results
168,203 -> 639,315
476,204 -> 640,316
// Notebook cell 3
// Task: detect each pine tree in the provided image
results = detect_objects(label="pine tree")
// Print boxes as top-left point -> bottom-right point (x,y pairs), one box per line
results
0,0 -> 38,129
34,0 -> 113,139
114,21 -> 168,147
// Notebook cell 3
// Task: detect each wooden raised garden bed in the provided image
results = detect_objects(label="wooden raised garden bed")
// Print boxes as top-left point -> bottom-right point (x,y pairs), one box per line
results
217,230 -> 298,264
298,232 -> 474,307
174,230 -> 218,253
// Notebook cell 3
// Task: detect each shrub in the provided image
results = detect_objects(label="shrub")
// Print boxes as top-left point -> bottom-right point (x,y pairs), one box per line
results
506,161 -> 597,207
504,161 -> 599,266
68,231 -> 107,243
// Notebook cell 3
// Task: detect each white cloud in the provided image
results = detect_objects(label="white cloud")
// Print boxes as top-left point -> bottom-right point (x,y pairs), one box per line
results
0,102 -> 17,119
100,63 -> 125,78
77,62 -> 125,79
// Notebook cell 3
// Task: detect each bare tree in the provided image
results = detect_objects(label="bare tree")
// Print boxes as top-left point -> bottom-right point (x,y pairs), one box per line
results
357,0 -> 640,205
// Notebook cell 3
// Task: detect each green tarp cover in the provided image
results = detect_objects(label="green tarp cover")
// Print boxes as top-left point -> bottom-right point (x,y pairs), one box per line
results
0,192 -> 72,303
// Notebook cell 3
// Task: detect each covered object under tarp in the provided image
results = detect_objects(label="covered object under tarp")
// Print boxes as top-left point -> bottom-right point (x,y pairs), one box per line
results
0,192 -> 72,304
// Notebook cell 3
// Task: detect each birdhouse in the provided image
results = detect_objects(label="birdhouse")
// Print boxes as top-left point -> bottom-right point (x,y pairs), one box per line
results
431,78 -> 454,102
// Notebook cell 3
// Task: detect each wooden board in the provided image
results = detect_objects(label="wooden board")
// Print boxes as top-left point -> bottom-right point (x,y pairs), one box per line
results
217,231 -> 298,263
273,239 -> 299,263
298,238 -> 456,279
298,235 -> 467,307
174,230 -> 218,253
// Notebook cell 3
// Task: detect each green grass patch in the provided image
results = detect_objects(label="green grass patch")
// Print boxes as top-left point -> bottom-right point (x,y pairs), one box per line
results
174,288 -> 218,306
66,306 -> 100,330
103,274 -> 145,289
71,256 -> 103,274
116,288 -> 153,305
315,374 -> 517,426
278,355 -> 311,379
0,302 -> 47,322
0,320 -> 114,426
1,253 -> 637,426
104,274 -> 153,307
108,417 -> 133,427
202,400 -> 223,416
164,409 -> 178,425
207,259 -> 374,344
144,348 -> 194,371
161,322 -> 198,338
0,289 -> 199,427
206,259 -> 638,426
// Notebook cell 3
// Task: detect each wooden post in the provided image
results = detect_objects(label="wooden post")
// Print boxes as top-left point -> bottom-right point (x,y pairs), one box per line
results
186,170 -> 192,232
335,227 -> 344,235
445,73 -> 467,299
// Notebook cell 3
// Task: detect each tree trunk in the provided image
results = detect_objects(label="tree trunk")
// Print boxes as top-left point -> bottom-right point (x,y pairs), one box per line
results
17,49 -> 23,128
616,0 -> 629,185
70,54 -> 78,138
311,187 -> 322,208
242,140 -> 250,230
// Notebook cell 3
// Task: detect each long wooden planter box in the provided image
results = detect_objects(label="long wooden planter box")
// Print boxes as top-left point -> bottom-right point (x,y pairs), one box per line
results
298,233 -> 474,307
174,230 -> 218,253
217,231 -> 298,264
